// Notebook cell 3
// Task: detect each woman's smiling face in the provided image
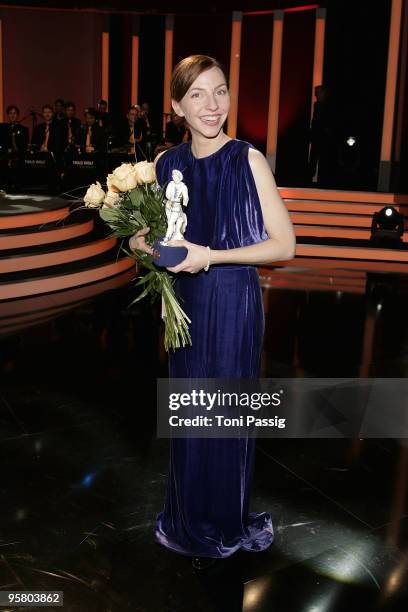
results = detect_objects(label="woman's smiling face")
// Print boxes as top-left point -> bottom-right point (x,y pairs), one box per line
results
172,66 -> 230,139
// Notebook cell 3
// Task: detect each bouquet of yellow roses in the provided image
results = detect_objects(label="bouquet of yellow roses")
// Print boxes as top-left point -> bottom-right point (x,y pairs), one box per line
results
83,161 -> 191,351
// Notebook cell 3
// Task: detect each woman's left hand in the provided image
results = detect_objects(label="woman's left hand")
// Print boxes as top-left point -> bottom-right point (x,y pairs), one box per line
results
166,240 -> 210,274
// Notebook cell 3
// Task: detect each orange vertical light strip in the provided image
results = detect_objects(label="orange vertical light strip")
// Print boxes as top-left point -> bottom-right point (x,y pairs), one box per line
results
394,0 -> 408,163
131,35 -> 139,105
163,15 -> 174,136
266,10 -> 284,172
101,31 -> 109,102
311,8 -> 326,121
0,20 -> 4,122
227,11 -> 242,139
378,0 -> 403,190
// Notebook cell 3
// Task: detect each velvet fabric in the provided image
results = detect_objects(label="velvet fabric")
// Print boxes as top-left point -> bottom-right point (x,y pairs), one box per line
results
154,138 -> 274,558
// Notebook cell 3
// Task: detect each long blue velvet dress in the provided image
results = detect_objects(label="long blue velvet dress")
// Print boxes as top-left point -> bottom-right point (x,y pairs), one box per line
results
155,138 -> 274,558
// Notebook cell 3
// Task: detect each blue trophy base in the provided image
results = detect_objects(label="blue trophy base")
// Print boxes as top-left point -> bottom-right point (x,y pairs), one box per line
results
152,237 -> 188,268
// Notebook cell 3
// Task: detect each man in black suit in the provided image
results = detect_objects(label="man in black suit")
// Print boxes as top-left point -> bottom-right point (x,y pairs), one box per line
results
96,100 -> 112,131
54,98 -> 66,124
77,107 -> 106,153
0,105 -> 29,153
31,105 -> 63,153
61,101 -> 81,149
117,105 -> 146,159
307,85 -> 339,186
29,105 -> 64,194
140,102 -> 152,135
0,105 -> 29,190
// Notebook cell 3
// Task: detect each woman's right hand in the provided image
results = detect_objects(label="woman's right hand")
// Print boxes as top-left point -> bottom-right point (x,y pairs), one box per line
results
129,227 -> 154,255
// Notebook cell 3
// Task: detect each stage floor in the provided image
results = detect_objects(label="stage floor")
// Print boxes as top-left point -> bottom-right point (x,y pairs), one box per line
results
0,193 -> 68,214
0,274 -> 407,611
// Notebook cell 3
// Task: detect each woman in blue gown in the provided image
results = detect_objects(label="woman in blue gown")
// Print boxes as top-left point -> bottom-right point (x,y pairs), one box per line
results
130,55 -> 295,569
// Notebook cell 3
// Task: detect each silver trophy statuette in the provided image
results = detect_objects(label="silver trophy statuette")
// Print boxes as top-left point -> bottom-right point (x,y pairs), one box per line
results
161,170 -> 189,244
152,169 -> 189,268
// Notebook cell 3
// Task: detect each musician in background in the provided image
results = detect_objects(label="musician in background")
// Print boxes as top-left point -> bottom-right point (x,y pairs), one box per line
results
0,105 -> 29,191
31,105 -> 63,153
62,102 -> 81,149
29,105 -> 64,194
118,105 -> 146,158
54,98 -> 66,124
140,101 -> 158,159
96,100 -> 112,131
140,102 -> 151,135
0,105 -> 29,153
164,111 -> 190,147
77,107 -> 106,153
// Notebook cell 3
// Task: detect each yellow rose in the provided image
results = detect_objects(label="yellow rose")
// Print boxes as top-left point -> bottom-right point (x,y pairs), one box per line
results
84,181 -> 105,208
106,174 -> 120,193
134,161 -> 156,184
104,189 -> 120,207
108,163 -> 139,192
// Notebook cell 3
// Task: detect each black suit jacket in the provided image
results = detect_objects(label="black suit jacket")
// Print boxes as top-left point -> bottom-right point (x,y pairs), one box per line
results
31,121 -> 64,153
77,123 -> 106,152
97,111 -> 113,132
0,122 -> 29,153
118,118 -> 146,148
60,117 -> 82,148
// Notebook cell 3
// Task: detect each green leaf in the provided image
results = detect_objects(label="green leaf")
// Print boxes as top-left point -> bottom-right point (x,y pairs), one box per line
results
130,210 -> 146,227
99,206 -> 120,223
129,188 -> 143,207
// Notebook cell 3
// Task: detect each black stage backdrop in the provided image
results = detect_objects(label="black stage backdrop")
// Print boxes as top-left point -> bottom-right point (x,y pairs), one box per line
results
105,2 -> 392,189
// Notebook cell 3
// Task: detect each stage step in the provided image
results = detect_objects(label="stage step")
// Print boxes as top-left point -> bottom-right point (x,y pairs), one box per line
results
278,187 -> 408,255
294,242 -> 408,262
0,196 -> 136,330
0,220 -> 122,274
0,212 -> 94,249
290,211 -> 375,228
294,224 -> 408,242
279,187 -> 408,204
285,198 -> 408,216
0,195 -> 72,229
0,247 -> 135,300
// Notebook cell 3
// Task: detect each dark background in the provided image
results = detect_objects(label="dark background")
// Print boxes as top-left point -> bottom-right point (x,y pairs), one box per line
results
0,0 -> 405,190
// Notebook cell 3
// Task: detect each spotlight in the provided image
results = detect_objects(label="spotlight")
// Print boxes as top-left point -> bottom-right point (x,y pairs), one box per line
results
370,206 -> 404,247
338,133 -> 361,188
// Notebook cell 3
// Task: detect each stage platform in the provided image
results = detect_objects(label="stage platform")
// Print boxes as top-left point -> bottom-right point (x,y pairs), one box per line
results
256,187 -> 408,293
0,194 -> 135,334
281,186 -> 408,245
1,188 -> 408,333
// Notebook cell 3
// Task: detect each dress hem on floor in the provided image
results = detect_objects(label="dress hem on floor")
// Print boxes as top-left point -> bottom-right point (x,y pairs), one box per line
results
155,510 -> 274,559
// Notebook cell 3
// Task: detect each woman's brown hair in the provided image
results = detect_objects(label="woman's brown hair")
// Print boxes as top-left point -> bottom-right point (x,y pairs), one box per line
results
170,55 -> 228,102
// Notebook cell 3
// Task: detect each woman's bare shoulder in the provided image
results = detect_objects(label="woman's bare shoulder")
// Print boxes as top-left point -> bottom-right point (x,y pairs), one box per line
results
248,146 -> 266,163
247,146 -> 273,175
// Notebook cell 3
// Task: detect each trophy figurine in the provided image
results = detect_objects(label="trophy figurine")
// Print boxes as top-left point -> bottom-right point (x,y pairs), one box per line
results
153,169 -> 189,267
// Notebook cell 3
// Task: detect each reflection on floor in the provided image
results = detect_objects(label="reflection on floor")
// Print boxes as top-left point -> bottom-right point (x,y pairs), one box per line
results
0,263 -> 407,611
